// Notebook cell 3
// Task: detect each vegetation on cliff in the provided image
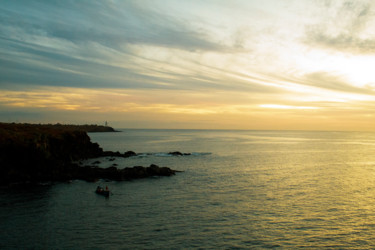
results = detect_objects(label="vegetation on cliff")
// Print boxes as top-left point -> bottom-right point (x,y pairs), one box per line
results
0,122 -> 117,133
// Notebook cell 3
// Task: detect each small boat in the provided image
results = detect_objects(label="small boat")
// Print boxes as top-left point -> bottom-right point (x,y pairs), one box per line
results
95,186 -> 110,197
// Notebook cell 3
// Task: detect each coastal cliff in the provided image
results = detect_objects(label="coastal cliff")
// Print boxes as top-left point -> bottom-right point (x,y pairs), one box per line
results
0,123 -> 177,185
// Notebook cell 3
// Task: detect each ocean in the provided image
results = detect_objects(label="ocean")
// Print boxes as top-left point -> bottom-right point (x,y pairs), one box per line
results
1,129 -> 375,249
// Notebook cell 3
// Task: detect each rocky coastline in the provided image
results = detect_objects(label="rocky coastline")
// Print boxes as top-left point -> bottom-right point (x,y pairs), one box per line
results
0,123 -> 181,185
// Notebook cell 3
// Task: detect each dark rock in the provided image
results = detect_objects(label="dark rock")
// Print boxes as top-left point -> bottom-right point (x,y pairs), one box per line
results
102,150 -> 137,158
102,151 -> 121,157
0,123 -> 105,185
0,122 -> 180,185
147,164 -> 161,175
159,167 -> 176,176
169,151 -> 183,156
123,151 -> 137,157
168,151 -> 191,156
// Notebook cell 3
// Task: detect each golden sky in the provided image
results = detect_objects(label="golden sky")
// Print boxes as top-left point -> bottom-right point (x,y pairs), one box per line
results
1,0 -> 375,130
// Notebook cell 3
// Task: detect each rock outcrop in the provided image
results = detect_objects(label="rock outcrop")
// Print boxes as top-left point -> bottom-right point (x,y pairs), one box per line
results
101,150 -> 137,158
0,123 -> 179,185
75,164 -> 178,182
168,151 -> 191,156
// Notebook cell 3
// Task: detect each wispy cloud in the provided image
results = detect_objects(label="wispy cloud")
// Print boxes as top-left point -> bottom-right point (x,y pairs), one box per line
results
1,0 -> 375,130
0,0 -> 231,90
304,0 -> 375,54
0,0 -> 223,51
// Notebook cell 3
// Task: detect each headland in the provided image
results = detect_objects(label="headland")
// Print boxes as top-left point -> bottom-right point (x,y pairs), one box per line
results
0,123 -> 179,185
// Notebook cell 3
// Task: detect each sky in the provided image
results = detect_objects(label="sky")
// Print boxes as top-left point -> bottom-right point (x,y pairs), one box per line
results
1,0 -> 375,131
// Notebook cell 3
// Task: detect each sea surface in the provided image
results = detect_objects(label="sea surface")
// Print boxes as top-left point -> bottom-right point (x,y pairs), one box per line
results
2,129 -> 375,249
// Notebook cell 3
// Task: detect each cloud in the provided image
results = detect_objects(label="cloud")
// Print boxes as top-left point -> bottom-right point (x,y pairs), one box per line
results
304,0 -> 375,54
0,86 -> 279,113
305,28 -> 375,54
1,0 -> 375,130
259,104 -> 319,110
301,71 -> 375,95
0,0 -> 223,52
0,0 -> 241,91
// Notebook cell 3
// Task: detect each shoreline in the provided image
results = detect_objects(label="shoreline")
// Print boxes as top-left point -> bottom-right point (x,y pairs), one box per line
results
0,122 -> 180,186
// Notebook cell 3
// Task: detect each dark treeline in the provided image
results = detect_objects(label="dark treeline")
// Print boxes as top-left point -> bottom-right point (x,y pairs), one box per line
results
0,122 -> 117,133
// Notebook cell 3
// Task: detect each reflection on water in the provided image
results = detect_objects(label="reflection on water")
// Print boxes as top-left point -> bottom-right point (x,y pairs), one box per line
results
1,130 -> 375,248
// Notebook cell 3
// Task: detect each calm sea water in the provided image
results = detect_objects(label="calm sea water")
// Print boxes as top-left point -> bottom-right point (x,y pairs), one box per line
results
2,129 -> 375,249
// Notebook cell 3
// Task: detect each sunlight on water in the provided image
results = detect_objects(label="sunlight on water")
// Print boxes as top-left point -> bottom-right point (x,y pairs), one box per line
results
2,130 -> 375,248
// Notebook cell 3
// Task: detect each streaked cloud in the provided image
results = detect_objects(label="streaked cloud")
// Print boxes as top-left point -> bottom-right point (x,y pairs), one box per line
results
0,0 -> 374,130
304,0 -> 375,54
259,104 -> 319,110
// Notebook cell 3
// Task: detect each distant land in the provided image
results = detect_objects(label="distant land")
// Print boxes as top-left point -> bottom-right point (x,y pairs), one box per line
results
0,122 -> 118,133
0,122 -> 178,185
